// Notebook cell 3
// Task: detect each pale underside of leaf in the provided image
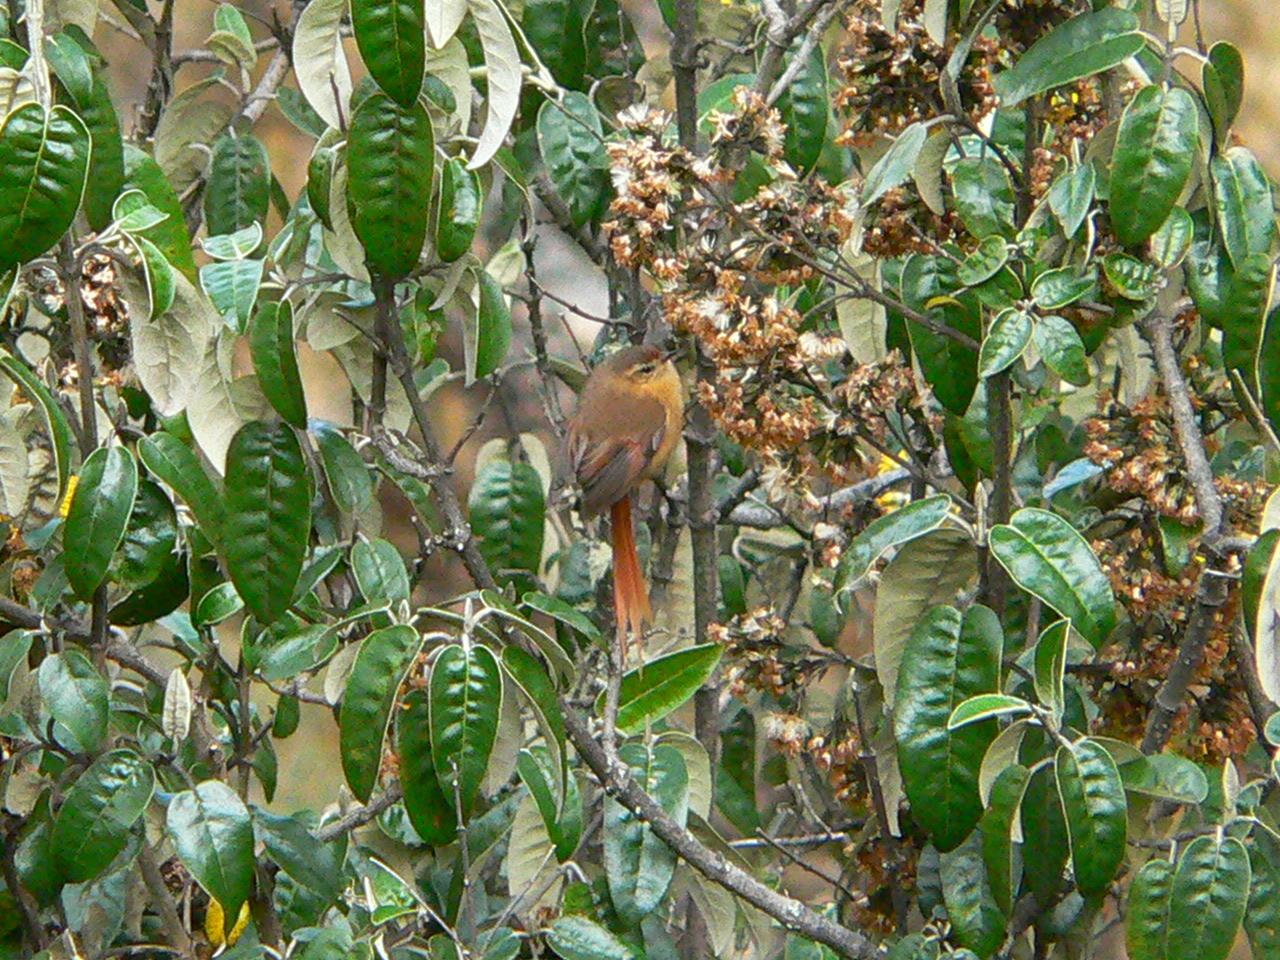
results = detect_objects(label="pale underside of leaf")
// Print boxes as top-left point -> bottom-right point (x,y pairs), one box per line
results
293,0 -> 353,130
466,0 -> 522,170
131,272 -> 214,418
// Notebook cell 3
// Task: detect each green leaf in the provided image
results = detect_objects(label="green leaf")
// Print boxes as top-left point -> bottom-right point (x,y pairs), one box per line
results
351,0 -> 426,106
222,421 -> 311,625
1127,857 -> 1174,960
522,590 -> 603,649
204,134 -> 271,237
122,144 -> 198,280
250,301 -> 306,428
980,764 -> 1029,916
517,747 -> 580,861
939,831 -> 1004,957
255,809 -> 346,902
436,157 -> 482,262
1031,266 -> 1097,311
468,453 -> 544,585
352,537 -> 410,610
139,432 -> 226,549
340,624 -> 422,801
1048,162 -> 1095,239
862,122 -> 927,206
1210,147 -> 1276,269
1103,252 -> 1160,301
80,78 -> 126,232
1244,829 -> 1280,960
0,629 -> 31,700
605,742 -> 688,923
1021,760 -> 1069,904
956,236 -> 1009,288
601,644 -> 724,736
1222,251 -> 1270,386
110,548 -> 190,626
1167,835 -> 1251,960
38,650 -> 108,753
1055,738 -> 1126,896
1033,619 -> 1068,722
1148,206 -> 1194,269
166,780 -> 255,921
470,269 -> 513,383
547,915 -> 637,960
112,478 -> 179,591
1203,41 -> 1244,143
947,693 -> 1032,730
1109,85 -> 1199,247
777,42 -> 828,174
537,93 -> 609,228
313,421 -> 372,513
951,156 -> 1016,240
1118,754 -> 1209,804
193,581 -> 242,627
989,507 -> 1116,648
502,646 -> 567,805
979,308 -> 1031,378
396,687 -> 456,844
522,0 -> 585,89
1261,318 -> 1280,473
53,749 -> 155,883
200,258 -> 264,332
65,446 -> 139,598
894,604 -> 1002,852
429,643 -> 502,818
899,255 -> 980,415
346,93 -> 434,278
993,7 -> 1143,107
834,494 -> 951,598
0,103 -> 90,266
1246,531 -> 1280,638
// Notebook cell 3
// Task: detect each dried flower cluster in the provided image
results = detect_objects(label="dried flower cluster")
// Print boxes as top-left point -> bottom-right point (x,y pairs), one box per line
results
716,606 -> 830,700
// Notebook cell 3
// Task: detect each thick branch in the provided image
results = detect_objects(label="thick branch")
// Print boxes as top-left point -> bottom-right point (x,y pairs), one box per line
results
725,469 -> 910,527
560,705 -> 877,960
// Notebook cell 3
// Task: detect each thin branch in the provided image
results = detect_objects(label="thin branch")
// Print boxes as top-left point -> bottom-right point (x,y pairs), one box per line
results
725,469 -> 910,527
314,784 -> 405,843
765,0 -> 851,107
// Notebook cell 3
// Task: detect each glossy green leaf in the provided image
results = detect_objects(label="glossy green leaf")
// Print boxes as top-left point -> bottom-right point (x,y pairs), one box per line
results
250,301 -> 306,428
952,156 -> 1016,240
436,158 -> 482,262
1034,314 -> 1091,385
397,687 -> 456,844
352,537 -> 409,611
1033,619 -> 1068,722
537,92 -> 609,228
1103,252 -> 1160,300
522,590 -> 603,649
1031,266 -> 1097,311
1148,206 -> 1194,269
352,0 -> 426,106
1127,857 -> 1174,960
979,308 -> 1031,378
993,7 -> 1142,107
468,454 -> 544,585
980,764 -> 1029,916
204,134 -> 270,237
38,649 -> 108,753
1211,147 -> 1276,268
777,42 -> 828,174
122,144 -> 198,280
200,258 -> 264,332
193,581 -> 242,627
1203,41 -> 1244,142
138,432 -> 226,549
109,548 -> 190,626
834,494 -> 951,598
1167,835 -> 1251,960
605,742 -> 688,923
862,122 -> 927,205
1118,754 -> 1208,804
346,93 -> 434,278
939,830 -> 1004,956
947,693 -> 1032,730
899,255 -> 980,415
522,0 -> 585,89
166,780 -> 255,921
429,643 -> 502,818
1223,251 -> 1270,385
65,446 -> 139,598
1244,829 -> 1280,960
1048,162 -> 1095,239
517,747 -> 581,862
80,78 -> 126,232
112,478 -> 179,590
957,236 -> 1009,287
1109,85 -> 1199,247
470,269 -> 513,382
0,103 -> 90,265
547,915 -> 637,960
989,507 -> 1116,648
894,604 -> 1002,851
222,421 -> 311,625
1055,739 -> 1126,896
255,809 -> 346,901
600,644 -> 724,736
133,234 -> 177,319
314,421 -> 372,513
340,624 -> 422,802
1021,760 -> 1069,904
502,646 -> 566,803
53,749 -> 155,883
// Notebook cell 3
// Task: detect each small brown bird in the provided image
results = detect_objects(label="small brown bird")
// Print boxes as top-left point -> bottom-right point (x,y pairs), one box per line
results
564,344 -> 684,642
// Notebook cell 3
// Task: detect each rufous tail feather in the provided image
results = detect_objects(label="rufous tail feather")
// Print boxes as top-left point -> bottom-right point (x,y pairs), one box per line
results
611,497 -> 651,645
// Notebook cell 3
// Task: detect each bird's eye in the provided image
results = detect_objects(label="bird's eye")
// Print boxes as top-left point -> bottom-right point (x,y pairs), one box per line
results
634,362 -> 655,376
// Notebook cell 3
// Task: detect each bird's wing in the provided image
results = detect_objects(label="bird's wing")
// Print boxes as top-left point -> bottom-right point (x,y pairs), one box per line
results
567,398 -> 667,517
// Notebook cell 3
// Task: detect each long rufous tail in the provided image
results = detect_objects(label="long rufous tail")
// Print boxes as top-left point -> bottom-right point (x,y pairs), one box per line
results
611,496 -> 651,644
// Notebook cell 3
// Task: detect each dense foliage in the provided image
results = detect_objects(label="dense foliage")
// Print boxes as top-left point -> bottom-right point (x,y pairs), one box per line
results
1,0 -> 1279,959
